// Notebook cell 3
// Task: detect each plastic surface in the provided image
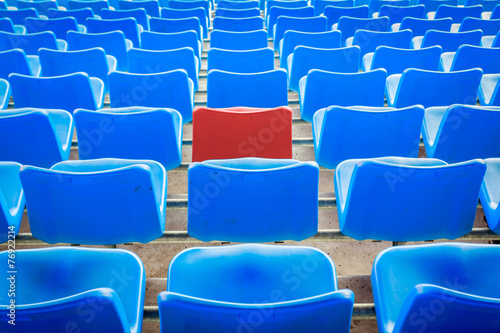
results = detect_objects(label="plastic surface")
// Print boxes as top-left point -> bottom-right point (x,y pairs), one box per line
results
336,16 -> 389,45
86,17 -> 141,48
168,0 -> 210,21
216,7 -> 260,18
10,72 -> 104,113
274,16 -> 327,51
479,73 -> 500,105
466,0 -> 500,10
313,105 -> 424,169
74,107 -> 182,170
0,31 -> 59,55
368,0 -> 409,15
18,0 -> 57,15
0,8 -> 38,25
419,29 -> 483,52
213,15 -> 264,32
207,69 -> 288,108
109,70 -> 194,123
0,17 -> 15,33
435,4 -> 483,22
335,157 -> 486,241
0,108 -> 73,167
399,17 -> 452,36
102,8 -> 150,30
0,162 -> 24,243
366,45 -> 441,75
47,8 -> 94,25
26,16 -> 78,40
443,44 -> 500,73
493,3 -> 500,18
267,5 -> 314,37
192,106 -> 292,161
418,0 -> 458,13
386,68 -> 482,108
161,7 -> 208,37
315,0 -> 354,16
323,5 -> 369,27
265,0 -> 308,12
141,30 -> 201,68
207,47 -> 274,73
0,48 -> 40,80
372,242 -> 500,333
218,0 -> 259,9
68,0 -> 109,14
210,29 -> 268,50
479,158 -> 500,233
119,0 -> 159,17
20,158 -> 166,244
299,69 -> 387,122
150,17 -> 202,42
460,17 -> 500,35
379,5 -> 425,26
0,246 -> 145,333
288,45 -> 360,92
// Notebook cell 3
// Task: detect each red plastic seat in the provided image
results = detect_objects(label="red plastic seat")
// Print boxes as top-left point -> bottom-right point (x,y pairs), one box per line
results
192,106 -> 293,162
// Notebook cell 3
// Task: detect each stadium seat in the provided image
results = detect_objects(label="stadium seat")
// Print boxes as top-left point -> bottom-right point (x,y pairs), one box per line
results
141,30 -> 201,68
210,29 -> 268,50
466,0 -> 500,12
335,16 -> 389,45
313,105 -> 424,169
9,72 -> 105,112
47,8 -> 94,25
218,0 -> 259,9
102,8 -> 150,30
364,45 -> 442,75
20,158 -> 166,244
207,47 -> 274,73
188,158 -> 318,242
74,107 -> 183,170
161,7 -> 208,37
0,1 -> 5,9
459,17 -> 500,46
265,0 -> 308,13
379,5 -> 425,29
478,73 -> 500,105
26,17 -> 81,40
434,4 -> 483,28
109,70 -> 194,123
158,244 -> 354,332
419,0 -> 458,14
368,0 -> 409,16
386,68 -> 482,108
0,48 -> 41,79
399,17 -> 452,36
216,7 -> 260,18
0,162 -> 24,243
280,30 -> 341,68
207,69 -> 288,108
0,246 -> 145,332
267,5 -> 314,37
168,0 -> 210,23
274,16 -> 327,51
213,15 -> 264,32
413,29 -> 483,53
0,108 -> 73,167
17,0 -> 57,15
192,106 -> 292,161
314,0 -> 354,16
150,17 -> 203,42
323,5 -> 369,28
372,242 -> 500,333
0,8 -> 38,25
299,69 -> 387,122
480,158 -> 500,234
336,157 -> 486,240
440,44 -> 500,72
492,3 -> 500,17
67,30 -> 130,71
287,46 -> 360,93
422,105 -> 500,163
119,0 -> 160,17
0,17 -> 25,34
68,0 -> 109,14
86,17 -> 141,48
39,47 -> 115,93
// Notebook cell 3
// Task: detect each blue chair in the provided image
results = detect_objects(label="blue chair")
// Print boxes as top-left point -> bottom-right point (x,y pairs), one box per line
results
399,17 -> 452,36
218,0 -> 259,9
387,68 -> 482,108
9,72 -> 104,113
207,47 -> 274,73
267,5 -> 314,37
336,157 -> 486,241
67,30 -> 130,71
109,70 -> 194,123
39,47 -> 115,93
335,16 -> 389,45
0,247 -> 146,332
17,0 -> 57,15
102,8 -> 150,30
434,4 -> 483,23
74,107 -> 182,170
68,0 -> 109,14
119,0 -> 160,17
492,3 -> 500,17
158,244 -> 354,332
168,0 -> 210,22
20,158 -> 166,244
460,18 -> 500,47
418,0 -> 457,14
466,0 -> 500,11
313,106 -> 424,169
0,78 -> 9,109
188,158 -> 319,242
128,47 -> 199,91
0,31 -> 64,54
422,105 -> 500,163
323,5 -> 369,27
480,158 -> 500,234
207,69 -> 288,108
280,30 -> 341,68
265,0 -> 308,12
379,4 -> 425,28
368,0 -> 409,16
314,0 -> 354,16
86,17 -> 141,48
149,17 -> 203,42
479,73 -> 500,105
216,7 -> 260,18
440,44 -> 500,72
161,7 -> 208,37
372,243 -> 500,333
364,45 -> 442,75
0,108 -> 73,167
274,16 -> 327,51
415,29 -> 483,52
0,162 -> 24,243
213,15 -> 264,32
26,17 -> 80,40
0,8 -> 38,25
210,28 -> 268,50
299,69 -> 387,122
47,8 -> 94,25
141,30 -> 201,67
288,46 -> 360,93
0,48 -> 40,80
0,17 -> 25,34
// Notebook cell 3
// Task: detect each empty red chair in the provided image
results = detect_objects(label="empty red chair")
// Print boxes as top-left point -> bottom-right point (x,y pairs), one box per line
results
192,106 -> 293,162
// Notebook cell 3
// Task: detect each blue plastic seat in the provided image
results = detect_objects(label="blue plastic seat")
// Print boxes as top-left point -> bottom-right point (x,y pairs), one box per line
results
26,17 -> 80,40
479,73 -> 500,105
0,48 -> 40,80
119,0 -> 160,17
39,47 -> 115,93
459,17 -> 500,47
379,4 -> 425,29
213,15 -> 264,32
288,46 -> 360,93
415,29 -> 483,52
314,0 -> 354,16
387,68 -> 482,108
10,72 -> 104,112
109,70 -> 194,123
0,78 -> 9,109
0,17 -> 25,34
207,69 -> 288,108
492,3 -> 500,17
207,47 -> 274,73
0,8 -> 38,25
74,107 -> 182,170
67,30 -> 130,71
216,7 -> 260,18
364,45 -> 442,75
168,0 -> 210,21
480,158 -> 500,234
0,108 -> 73,167
161,7 -> 208,37
418,0 -> 457,14
280,30 -> 341,68
141,30 -> 201,67
372,242 -> 500,333
274,16 -> 327,51
0,162 -> 24,243
102,8 -> 150,30
299,69 -> 387,122
188,158 -> 319,242
265,0 -> 308,12
466,0 -> 500,11
323,5 -> 369,27
17,0 -> 57,15
128,47 -> 199,91
218,0 -> 259,9
159,244 -> 354,332
399,17 -> 452,36
86,17 -> 141,48
440,44 -> 500,72
434,4 -> 483,22
20,158 -> 166,244
336,157 -> 486,240
68,0 -> 109,14
0,246 -> 146,332
313,106 -> 424,169
267,5 -> 314,37
210,28 -> 268,50
0,31 -> 65,54
335,16 -> 389,45
47,8 -> 94,25
368,0 -> 409,16
0,1 -> 5,9
150,17 -> 203,42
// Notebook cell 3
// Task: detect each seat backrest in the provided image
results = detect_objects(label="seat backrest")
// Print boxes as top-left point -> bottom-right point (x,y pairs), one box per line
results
417,0 -> 458,13
435,4 -> 483,22
149,17 -> 202,41
161,7 -> 207,36
314,0 -> 354,16
337,16 -> 389,44
47,8 -> 94,25
492,3 -> 500,18
465,0 -> 500,11
265,0 -> 308,13
0,8 -> 38,25
378,4 -> 425,25
352,29 -> 412,63
399,17 -> 452,36
101,8 -> 149,30
212,15 -> 264,32
119,0 -> 160,17
451,44 -> 500,73
421,29 -> 483,52
26,16 -> 78,40
0,17 -> 14,33
216,7 -> 261,18
141,30 -> 200,63
17,0 -> 57,15
0,30 -> 58,55
0,162 -> 24,243
210,29 -> 268,50
168,0 -> 209,18
275,16 -> 327,49
267,5 -> 314,37
324,5 -> 369,28
86,17 -> 140,47
0,48 -> 32,79
208,47 -> 274,73
460,17 -> 500,35
368,0 -> 409,15
371,45 -> 442,75
218,0 -> 259,9
68,0 -> 109,14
